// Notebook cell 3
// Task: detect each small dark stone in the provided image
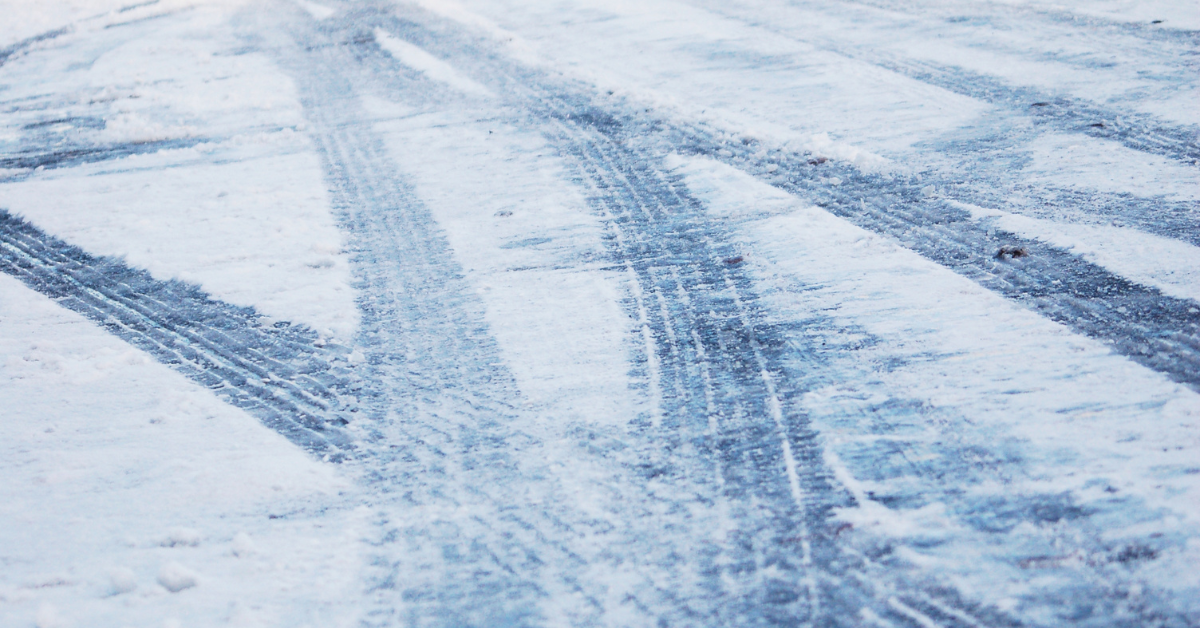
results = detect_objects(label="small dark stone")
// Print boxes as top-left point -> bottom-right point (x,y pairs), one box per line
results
996,246 -> 1029,260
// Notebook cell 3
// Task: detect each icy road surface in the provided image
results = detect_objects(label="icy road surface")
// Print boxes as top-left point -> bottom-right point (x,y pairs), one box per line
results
1,0 -> 1199,626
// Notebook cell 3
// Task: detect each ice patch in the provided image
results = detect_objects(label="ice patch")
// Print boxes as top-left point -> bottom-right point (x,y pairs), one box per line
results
374,28 -> 492,97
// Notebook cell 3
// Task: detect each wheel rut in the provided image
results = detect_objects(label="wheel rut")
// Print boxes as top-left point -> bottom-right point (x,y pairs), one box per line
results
0,209 -> 356,453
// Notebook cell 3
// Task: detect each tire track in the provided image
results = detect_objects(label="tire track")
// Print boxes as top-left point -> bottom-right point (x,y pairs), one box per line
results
667,126 -> 1200,392
361,6 -> 1022,626
364,5 -> 1199,625
0,209 -> 356,454
0,138 -> 207,173
536,91 -> 1018,628
758,0 -> 1200,162
679,1 -> 1200,243
833,0 -> 1200,48
0,26 -> 71,68
860,55 -> 1200,167
270,11 -> 772,625
385,4 -> 1200,394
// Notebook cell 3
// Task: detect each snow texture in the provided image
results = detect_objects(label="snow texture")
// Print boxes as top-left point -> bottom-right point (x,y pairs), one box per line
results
3,0 -> 1199,625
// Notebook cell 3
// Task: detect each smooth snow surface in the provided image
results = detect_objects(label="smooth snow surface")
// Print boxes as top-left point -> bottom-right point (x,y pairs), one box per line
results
3,0 -> 1199,625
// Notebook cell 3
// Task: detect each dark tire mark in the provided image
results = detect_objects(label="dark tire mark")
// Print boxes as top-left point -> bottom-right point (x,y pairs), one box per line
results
867,56 -> 1200,166
669,127 -> 1200,392
0,209 -> 356,454
0,139 -> 206,172
0,27 -> 71,68
118,0 -> 162,13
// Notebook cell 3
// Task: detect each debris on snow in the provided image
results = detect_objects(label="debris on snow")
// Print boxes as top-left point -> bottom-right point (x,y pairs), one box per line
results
996,245 -> 1030,260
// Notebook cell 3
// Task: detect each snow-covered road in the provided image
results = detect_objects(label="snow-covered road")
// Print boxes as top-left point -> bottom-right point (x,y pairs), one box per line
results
2,0 -> 1198,626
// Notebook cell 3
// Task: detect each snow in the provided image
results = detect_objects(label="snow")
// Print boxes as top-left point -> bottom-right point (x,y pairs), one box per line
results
374,29 -> 492,97
419,0 -> 988,163
0,0 -> 358,339
953,200 -> 1200,303
156,562 -> 199,593
365,95 -> 639,428
694,0 -> 1200,128
0,147 -> 358,339
997,0 -> 1200,30
295,0 -> 335,21
0,0 -> 120,48
3,0 -> 1199,623
672,153 -> 1200,614
1022,132 -> 1200,202
0,274 -> 366,627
